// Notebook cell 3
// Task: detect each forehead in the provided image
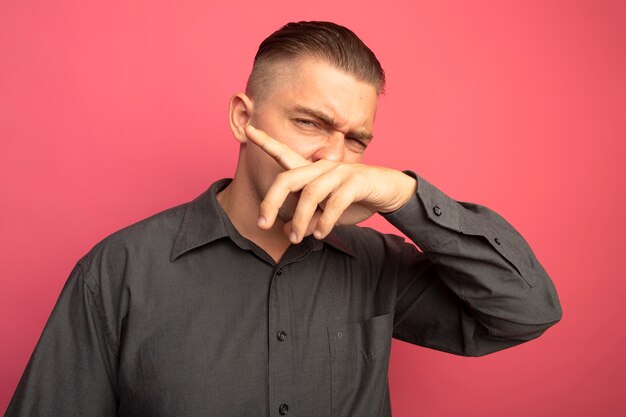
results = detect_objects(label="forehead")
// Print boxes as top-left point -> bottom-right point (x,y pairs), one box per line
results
261,58 -> 379,127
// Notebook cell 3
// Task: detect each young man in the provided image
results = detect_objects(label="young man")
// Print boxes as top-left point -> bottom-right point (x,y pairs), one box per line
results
6,21 -> 562,417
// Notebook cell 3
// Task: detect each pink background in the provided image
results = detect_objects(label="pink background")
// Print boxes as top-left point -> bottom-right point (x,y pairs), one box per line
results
1,0 -> 625,415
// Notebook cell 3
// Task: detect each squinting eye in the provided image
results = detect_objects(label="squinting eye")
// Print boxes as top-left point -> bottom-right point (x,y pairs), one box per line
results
347,138 -> 367,149
294,119 -> 318,128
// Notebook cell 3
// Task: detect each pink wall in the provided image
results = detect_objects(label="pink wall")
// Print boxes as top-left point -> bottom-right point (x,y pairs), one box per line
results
1,0 -> 624,415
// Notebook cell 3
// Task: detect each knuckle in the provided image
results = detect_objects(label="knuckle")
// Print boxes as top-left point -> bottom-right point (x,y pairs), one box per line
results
340,165 -> 360,180
333,162 -> 350,173
300,184 -> 320,200
327,191 -> 350,210
275,171 -> 290,186
316,159 -> 336,168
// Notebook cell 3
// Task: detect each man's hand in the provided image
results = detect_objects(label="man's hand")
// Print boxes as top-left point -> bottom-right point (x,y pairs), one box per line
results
245,125 -> 418,244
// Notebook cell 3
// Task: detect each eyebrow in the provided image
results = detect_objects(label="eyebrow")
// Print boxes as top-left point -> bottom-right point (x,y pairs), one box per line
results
293,105 -> 374,141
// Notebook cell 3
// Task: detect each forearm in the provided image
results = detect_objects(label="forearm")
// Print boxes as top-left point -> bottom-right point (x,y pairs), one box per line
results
382,171 -> 562,349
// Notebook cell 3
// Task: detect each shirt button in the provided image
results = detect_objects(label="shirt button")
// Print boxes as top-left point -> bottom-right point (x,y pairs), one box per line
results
433,205 -> 442,216
279,403 -> 289,415
494,238 -> 501,245
276,269 -> 283,276
277,331 -> 287,342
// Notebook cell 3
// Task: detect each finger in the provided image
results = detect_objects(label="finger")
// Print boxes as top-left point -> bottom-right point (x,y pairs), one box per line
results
245,124 -> 310,170
289,174 -> 341,242
313,183 -> 359,239
283,210 -> 322,244
258,160 -> 338,229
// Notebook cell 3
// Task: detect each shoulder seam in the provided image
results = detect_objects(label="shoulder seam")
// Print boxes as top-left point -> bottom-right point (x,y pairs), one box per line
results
76,263 -> 121,353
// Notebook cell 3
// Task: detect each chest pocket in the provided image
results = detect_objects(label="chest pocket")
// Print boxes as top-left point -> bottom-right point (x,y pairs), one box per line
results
327,311 -> 394,417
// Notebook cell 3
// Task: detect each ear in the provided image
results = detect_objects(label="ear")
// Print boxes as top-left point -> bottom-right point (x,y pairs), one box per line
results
228,92 -> 254,144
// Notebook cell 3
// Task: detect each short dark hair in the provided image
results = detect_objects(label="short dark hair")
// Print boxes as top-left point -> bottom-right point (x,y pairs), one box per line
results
245,21 -> 386,99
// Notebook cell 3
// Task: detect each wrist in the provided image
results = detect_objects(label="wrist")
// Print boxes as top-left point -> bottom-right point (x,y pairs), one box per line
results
378,170 -> 418,213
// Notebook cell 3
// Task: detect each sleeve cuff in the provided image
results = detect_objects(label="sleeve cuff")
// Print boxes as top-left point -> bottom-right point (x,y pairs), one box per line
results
381,170 -> 536,285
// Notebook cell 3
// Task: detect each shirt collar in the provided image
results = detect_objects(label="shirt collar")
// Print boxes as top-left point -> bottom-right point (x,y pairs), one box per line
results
170,178 -> 355,262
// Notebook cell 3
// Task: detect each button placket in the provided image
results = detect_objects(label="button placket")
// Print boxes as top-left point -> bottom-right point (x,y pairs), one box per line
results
268,264 -> 293,417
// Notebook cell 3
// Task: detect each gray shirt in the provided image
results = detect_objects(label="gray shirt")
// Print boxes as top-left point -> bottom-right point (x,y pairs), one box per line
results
5,171 -> 562,417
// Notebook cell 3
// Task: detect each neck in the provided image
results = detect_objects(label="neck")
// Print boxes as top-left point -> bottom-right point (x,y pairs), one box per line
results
216,175 -> 291,263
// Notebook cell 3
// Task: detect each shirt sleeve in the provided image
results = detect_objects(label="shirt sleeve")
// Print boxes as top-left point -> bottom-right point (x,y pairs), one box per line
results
5,262 -> 119,416
381,170 -> 562,356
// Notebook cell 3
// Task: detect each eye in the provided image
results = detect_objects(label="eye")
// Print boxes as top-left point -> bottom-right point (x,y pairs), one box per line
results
293,118 -> 320,129
346,138 -> 368,150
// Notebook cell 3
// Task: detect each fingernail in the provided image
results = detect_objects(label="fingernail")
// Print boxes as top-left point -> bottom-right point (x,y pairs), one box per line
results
258,216 -> 266,227
289,231 -> 298,243
313,230 -> 322,239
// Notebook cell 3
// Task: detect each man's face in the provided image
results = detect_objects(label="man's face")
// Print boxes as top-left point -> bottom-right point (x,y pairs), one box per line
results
244,58 -> 379,223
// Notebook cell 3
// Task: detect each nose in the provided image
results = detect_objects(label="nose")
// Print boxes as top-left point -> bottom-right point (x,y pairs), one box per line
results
311,132 -> 345,163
